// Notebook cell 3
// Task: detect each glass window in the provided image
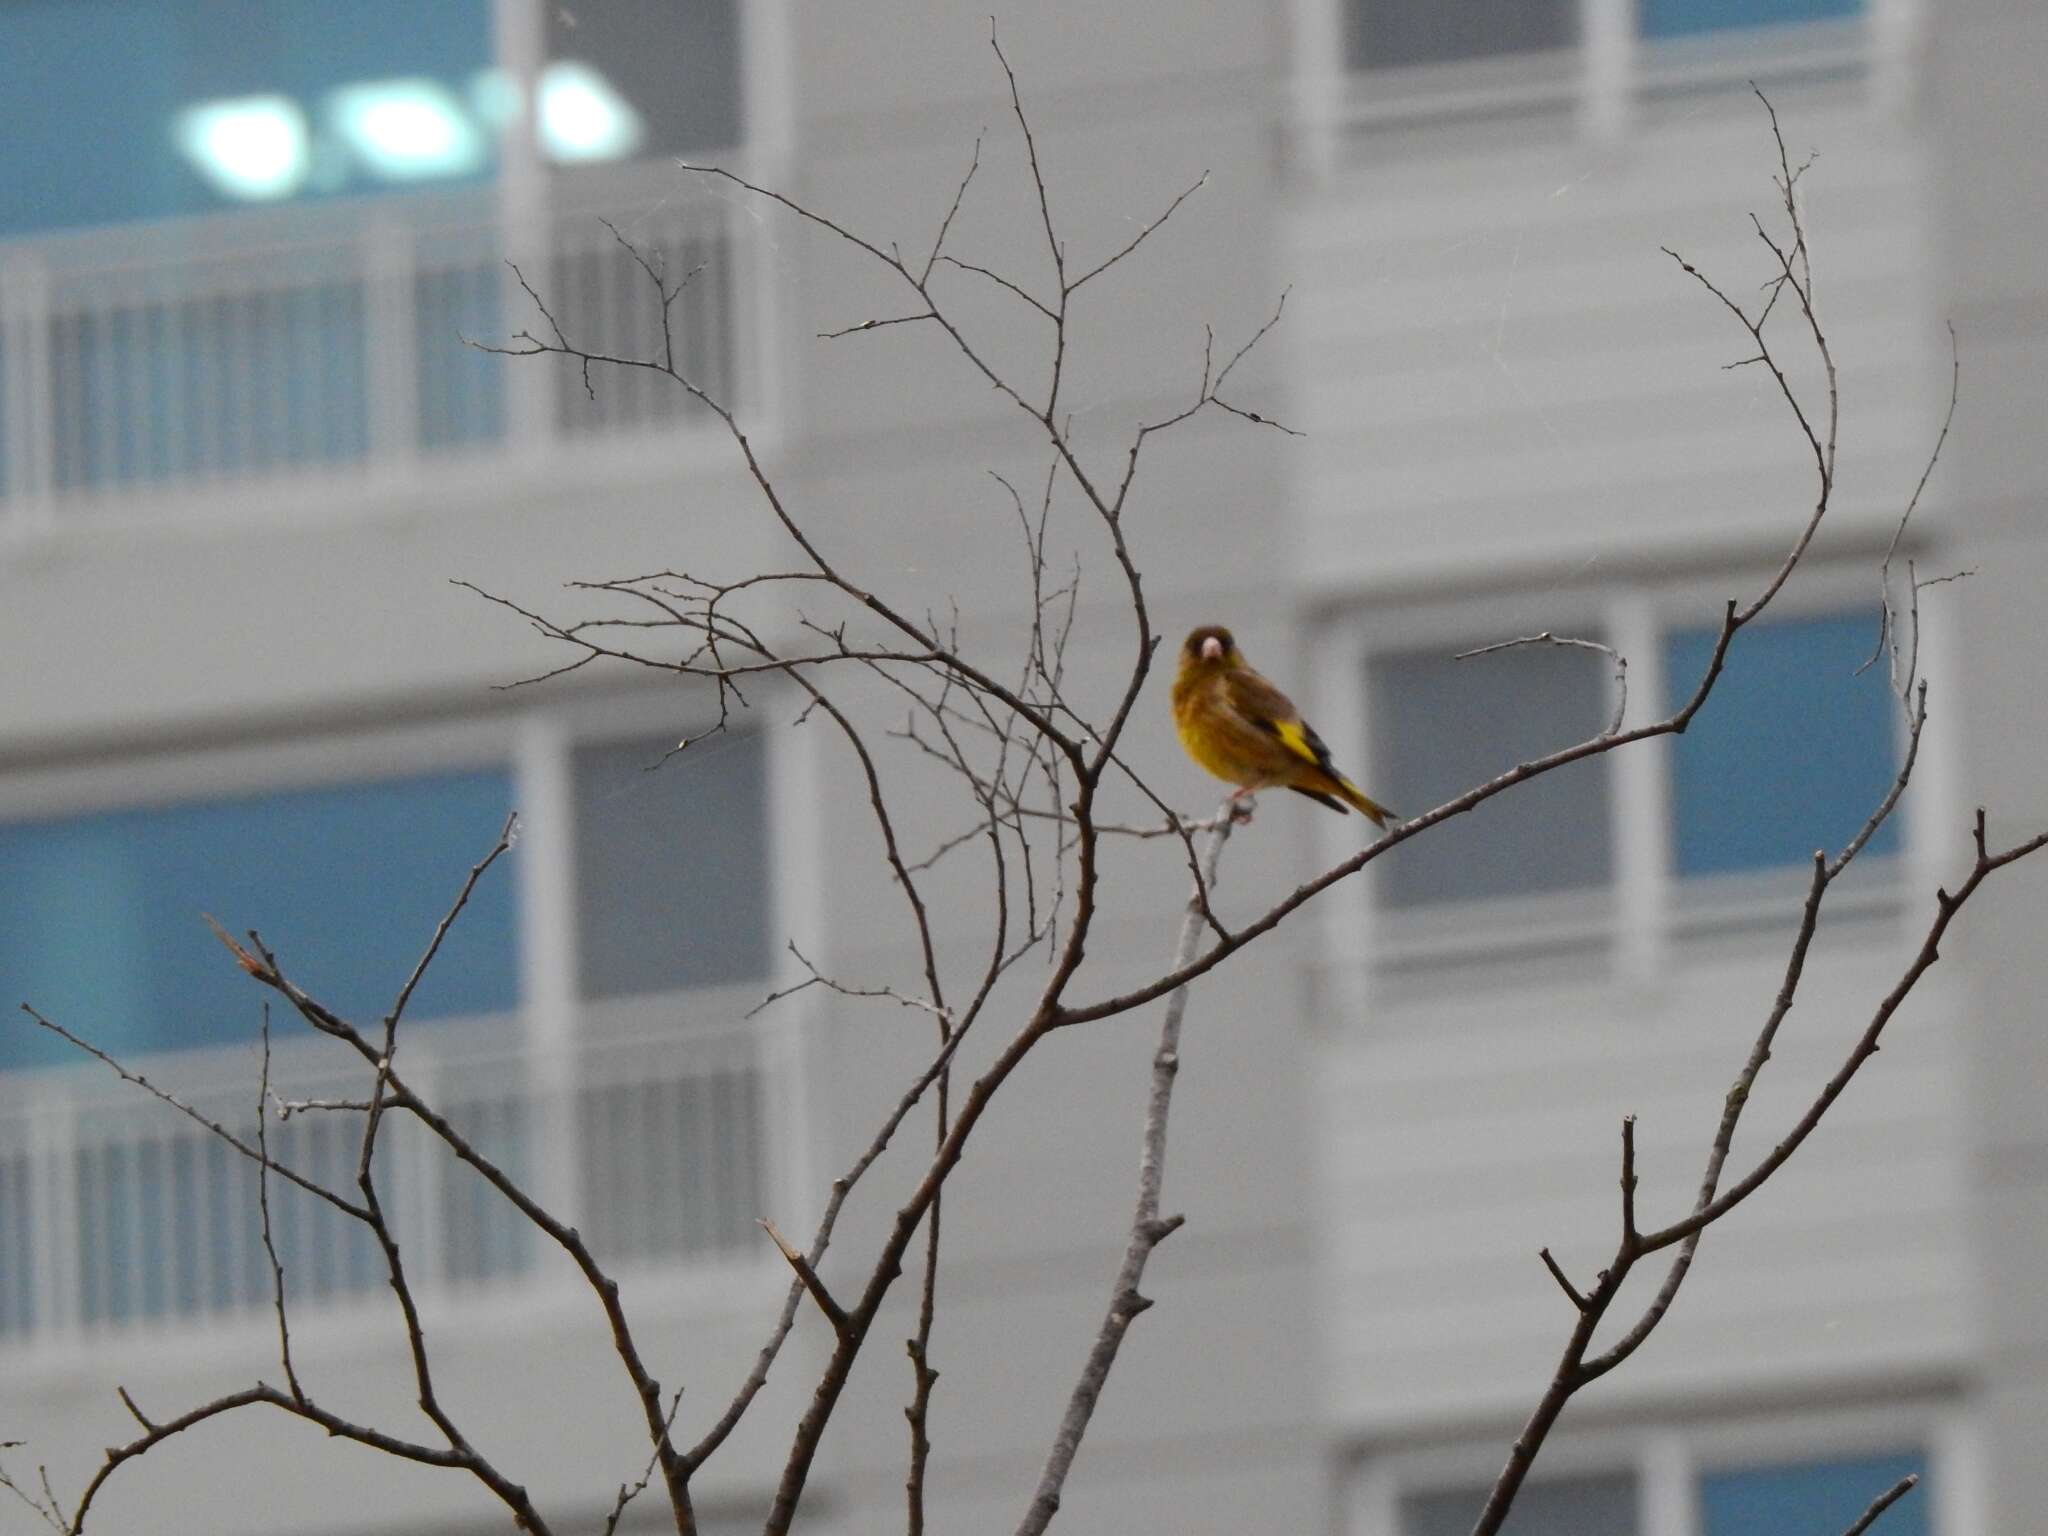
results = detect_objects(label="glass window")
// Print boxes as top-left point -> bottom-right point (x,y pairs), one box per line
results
1370,639 -> 1614,907
572,732 -> 772,997
1402,1471 -> 1639,1535
1346,0 -> 1579,71
1699,1449 -> 1926,1536
1664,611 -> 1900,879
0,0 -> 494,236
542,0 -> 743,163
1641,0 -> 1863,41
0,767 -> 518,1071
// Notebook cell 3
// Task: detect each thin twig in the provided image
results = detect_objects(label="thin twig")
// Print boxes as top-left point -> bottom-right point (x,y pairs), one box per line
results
761,1219 -> 850,1337
1457,632 -> 1629,736
1841,1474 -> 1919,1536
255,1009 -> 304,1403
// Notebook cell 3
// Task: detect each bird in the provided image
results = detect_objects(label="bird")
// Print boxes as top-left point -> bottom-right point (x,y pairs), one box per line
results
1171,624 -> 1395,826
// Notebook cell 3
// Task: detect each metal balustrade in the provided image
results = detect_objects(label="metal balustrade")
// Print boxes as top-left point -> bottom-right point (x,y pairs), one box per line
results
0,176 -> 744,519
0,1021 -> 771,1344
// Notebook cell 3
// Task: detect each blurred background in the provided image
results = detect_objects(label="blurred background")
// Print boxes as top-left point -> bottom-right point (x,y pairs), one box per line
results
1,2 -> 2044,1532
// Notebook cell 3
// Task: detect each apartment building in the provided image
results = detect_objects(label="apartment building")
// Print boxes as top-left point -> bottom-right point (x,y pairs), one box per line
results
2,2 -> 2040,1533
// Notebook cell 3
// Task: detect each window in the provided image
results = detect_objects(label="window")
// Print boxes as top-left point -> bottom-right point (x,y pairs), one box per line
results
1355,596 -> 1907,972
573,732 -> 773,998
1370,638 -> 1613,908
1362,1436 -> 1933,1536
1341,0 -> 1865,76
1401,1471 -> 1637,1534
1327,0 -> 1875,139
1641,0 -> 1864,41
0,705 -> 782,1343
1700,1449 -> 1928,1536
568,730 -> 775,1268
0,0 -> 496,236
0,1 -> 753,510
1665,612 -> 1901,879
0,768 -> 518,1072
542,0 -> 744,165
1347,0 -> 1578,71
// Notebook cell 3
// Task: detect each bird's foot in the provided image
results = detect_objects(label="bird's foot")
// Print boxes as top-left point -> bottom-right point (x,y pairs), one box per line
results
1227,789 -> 1257,825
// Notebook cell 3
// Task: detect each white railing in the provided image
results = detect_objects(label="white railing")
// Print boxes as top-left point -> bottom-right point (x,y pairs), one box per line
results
0,1021 -> 770,1343
0,169 -> 746,520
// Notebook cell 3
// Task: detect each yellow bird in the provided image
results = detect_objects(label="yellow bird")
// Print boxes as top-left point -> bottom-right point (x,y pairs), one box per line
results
1171,624 -> 1395,826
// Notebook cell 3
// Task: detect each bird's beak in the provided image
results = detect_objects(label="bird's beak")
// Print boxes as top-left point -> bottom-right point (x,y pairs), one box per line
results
1199,637 -> 1223,661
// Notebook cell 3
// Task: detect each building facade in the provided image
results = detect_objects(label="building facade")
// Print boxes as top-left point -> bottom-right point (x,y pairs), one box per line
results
0,2 -> 2039,1533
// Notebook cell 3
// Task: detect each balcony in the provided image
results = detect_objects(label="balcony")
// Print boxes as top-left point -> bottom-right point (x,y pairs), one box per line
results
0,164 -> 751,531
0,1016 -> 779,1347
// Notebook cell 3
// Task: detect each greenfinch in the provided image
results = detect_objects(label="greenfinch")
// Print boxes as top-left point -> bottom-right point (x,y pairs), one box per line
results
1171,624 -> 1394,826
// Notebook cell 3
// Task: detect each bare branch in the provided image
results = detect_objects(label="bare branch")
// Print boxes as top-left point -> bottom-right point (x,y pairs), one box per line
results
18,1005 -> 367,1221
761,1219 -> 850,1338
602,1391 -> 686,1536
1842,1474 -> 1919,1536
921,135 -> 983,284
1066,170 -> 1210,293
1457,632 -> 1629,736
1867,321 -> 1960,690
255,1010 -> 304,1404
1018,808 -> 1235,1535
1537,1248 -> 1588,1312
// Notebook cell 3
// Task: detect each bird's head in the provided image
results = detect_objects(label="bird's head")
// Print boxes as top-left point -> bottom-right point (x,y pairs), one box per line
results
1180,624 -> 1240,671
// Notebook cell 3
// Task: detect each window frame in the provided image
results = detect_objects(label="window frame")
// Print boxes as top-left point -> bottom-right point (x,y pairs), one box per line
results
0,682 -> 809,1354
1311,560 -> 1958,993
1342,1399 -> 1976,1536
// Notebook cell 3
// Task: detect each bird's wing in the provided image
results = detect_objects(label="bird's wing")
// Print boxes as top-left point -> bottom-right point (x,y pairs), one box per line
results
1225,669 -> 1338,775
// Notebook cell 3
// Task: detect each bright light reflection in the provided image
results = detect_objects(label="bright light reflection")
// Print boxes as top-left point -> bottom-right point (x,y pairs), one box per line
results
173,96 -> 310,201
538,61 -> 643,163
329,79 -> 486,180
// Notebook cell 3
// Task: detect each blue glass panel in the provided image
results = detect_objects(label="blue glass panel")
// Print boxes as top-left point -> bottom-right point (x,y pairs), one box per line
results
1664,611 -> 1900,877
1701,1450 -> 1925,1536
0,768 -> 517,1072
0,0 -> 493,236
1642,0 -> 1862,41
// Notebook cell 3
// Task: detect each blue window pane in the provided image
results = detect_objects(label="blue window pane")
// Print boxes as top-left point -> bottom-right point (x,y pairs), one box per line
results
0,769 -> 517,1072
0,0 -> 493,237
1641,0 -> 1862,41
1664,611 -> 1900,877
1700,1449 -> 1926,1536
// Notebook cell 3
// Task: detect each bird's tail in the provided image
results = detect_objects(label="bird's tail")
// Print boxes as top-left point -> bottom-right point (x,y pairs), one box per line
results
1332,775 -> 1395,828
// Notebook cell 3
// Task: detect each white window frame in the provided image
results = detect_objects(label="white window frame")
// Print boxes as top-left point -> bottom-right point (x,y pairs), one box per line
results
1310,559 -> 1961,1000
1290,0 -> 1922,171
1344,1398 -> 1976,1536
0,680 -> 811,1359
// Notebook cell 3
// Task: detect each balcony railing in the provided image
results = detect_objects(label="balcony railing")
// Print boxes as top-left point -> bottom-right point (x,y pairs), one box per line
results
0,169 -> 746,522
0,1020 -> 772,1343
